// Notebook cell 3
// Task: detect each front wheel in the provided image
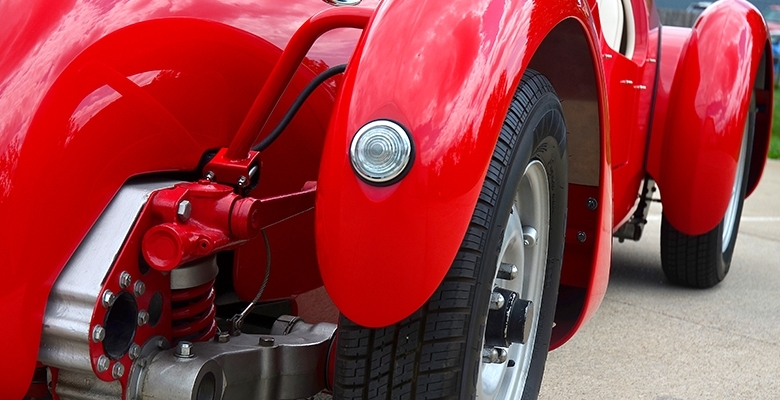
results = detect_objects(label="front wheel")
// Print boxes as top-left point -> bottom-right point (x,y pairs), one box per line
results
334,70 -> 568,399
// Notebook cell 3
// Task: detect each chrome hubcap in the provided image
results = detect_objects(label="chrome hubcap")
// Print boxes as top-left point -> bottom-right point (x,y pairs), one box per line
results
477,160 -> 550,399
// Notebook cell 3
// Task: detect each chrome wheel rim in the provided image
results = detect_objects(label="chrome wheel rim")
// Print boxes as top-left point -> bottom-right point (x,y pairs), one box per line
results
722,113 -> 749,250
477,159 -> 550,399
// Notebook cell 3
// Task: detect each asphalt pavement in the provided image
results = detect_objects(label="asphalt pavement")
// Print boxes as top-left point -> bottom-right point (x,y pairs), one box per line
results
539,158 -> 780,399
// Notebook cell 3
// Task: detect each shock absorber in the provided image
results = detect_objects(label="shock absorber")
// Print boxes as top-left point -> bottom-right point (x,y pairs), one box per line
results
170,256 -> 219,343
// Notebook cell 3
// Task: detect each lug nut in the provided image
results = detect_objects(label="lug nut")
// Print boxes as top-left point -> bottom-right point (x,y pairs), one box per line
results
522,226 -> 538,247
96,355 -> 110,373
112,362 -> 125,379
482,347 -> 508,364
175,341 -> 194,358
137,309 -> 150,326
119,271 -> 132,289
497,263 -> 519,280
134,281 -> 146,297
177,200 -> 192,221
101,290 -> 116,308
489,292 -> 505,310
128,343 -> 141,360
92,325 -> 106,343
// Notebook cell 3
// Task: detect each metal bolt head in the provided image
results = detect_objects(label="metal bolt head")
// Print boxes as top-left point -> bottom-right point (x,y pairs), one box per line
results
96,355 -> 110,373
481,347 -> 508,364
497,263 -> 519,280
137,309 -> 150,326
237,176 -> 248,188
175,341 -> 194,358
204,171 -> 215,181
177,200 -> 192,221
128,343 -> 141,360
92,325 -> 106,343
522,226 -> 538,247
586,197 -> 598,211
101,290 -> 116,308
134,281 -> 146,297
489,292 -> 505,310
112,362 -> 125,379
258,336 -> 275,347
119,271 -> 132,289
215,331 -> 230,343
577,231 -> 587,243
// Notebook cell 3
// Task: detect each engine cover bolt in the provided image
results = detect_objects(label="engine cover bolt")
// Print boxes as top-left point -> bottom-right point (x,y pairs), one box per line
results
175,341 -> 195,358
96,355 -> 110,373
177,200 -> 192,221
258,336 -> 275,347
101,290 -> 116,308
92,325 -> 106,343
137,309 -> 150,326
134,281 -> 146,297
119,271 -> 132,289
497,263 -> 519,280
128,343 -> 141,360
489,292 -> 505,310
215,331 -> 230,343
112,362 -> 125,379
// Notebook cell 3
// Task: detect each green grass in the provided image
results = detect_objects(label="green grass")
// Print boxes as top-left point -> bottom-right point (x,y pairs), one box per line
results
772,89 -> 780,159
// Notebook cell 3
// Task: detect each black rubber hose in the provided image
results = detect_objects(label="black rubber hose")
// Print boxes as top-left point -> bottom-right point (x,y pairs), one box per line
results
252,63 -> 348,152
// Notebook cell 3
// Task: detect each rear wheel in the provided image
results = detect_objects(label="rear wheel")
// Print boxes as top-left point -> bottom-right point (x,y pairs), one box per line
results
660,94 -> 755,288
334,70 -> 567,399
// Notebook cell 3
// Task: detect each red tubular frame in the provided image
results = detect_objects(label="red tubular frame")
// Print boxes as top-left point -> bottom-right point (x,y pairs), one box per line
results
224,7 -> 373,161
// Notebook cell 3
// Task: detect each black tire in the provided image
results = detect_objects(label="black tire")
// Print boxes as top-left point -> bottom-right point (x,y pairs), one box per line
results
660,94 -> 755,288
333,70 -> 568,399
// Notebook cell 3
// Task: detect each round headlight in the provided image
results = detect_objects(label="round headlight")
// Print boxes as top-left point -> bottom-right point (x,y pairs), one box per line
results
350,120 -> 413,184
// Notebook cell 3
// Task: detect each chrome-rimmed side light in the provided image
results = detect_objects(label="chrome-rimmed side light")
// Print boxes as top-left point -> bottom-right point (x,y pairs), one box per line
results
349,120 -> 414,185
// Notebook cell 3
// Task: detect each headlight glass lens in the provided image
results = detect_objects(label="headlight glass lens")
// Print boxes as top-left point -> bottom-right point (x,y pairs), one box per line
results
350,120 -> 413,184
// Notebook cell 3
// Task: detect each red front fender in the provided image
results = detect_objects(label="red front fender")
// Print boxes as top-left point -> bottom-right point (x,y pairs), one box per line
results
648,0 -> 769,235
316,0 -> 594,327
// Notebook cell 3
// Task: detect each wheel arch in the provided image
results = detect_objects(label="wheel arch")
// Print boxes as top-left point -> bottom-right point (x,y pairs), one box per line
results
646,0 -> 769,235
315,1 -> 614,332
527,18 -> 614,349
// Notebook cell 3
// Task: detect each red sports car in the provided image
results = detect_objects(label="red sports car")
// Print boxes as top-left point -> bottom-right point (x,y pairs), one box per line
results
0,0 -> 771,398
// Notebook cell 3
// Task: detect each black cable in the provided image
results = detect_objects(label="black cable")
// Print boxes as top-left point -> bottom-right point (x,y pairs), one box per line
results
252,63 -> 347,152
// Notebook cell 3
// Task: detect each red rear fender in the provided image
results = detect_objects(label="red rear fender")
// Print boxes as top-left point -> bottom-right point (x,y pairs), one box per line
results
647,0 -> 770,235
0,18 -> 324,397
316,0 -> 595,328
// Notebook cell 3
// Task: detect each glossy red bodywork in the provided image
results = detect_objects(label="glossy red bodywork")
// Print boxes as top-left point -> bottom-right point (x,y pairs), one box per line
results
316,0 -> 597,327
0,0 -> 773,396
0,0 -> 370,396
648,0 -> 770,235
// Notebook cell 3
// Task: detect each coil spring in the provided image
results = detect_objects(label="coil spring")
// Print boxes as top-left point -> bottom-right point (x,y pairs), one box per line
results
171,279 -> 217,343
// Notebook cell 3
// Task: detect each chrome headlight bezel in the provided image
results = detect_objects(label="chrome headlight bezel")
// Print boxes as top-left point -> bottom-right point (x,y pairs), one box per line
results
349,120 -> 414,185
